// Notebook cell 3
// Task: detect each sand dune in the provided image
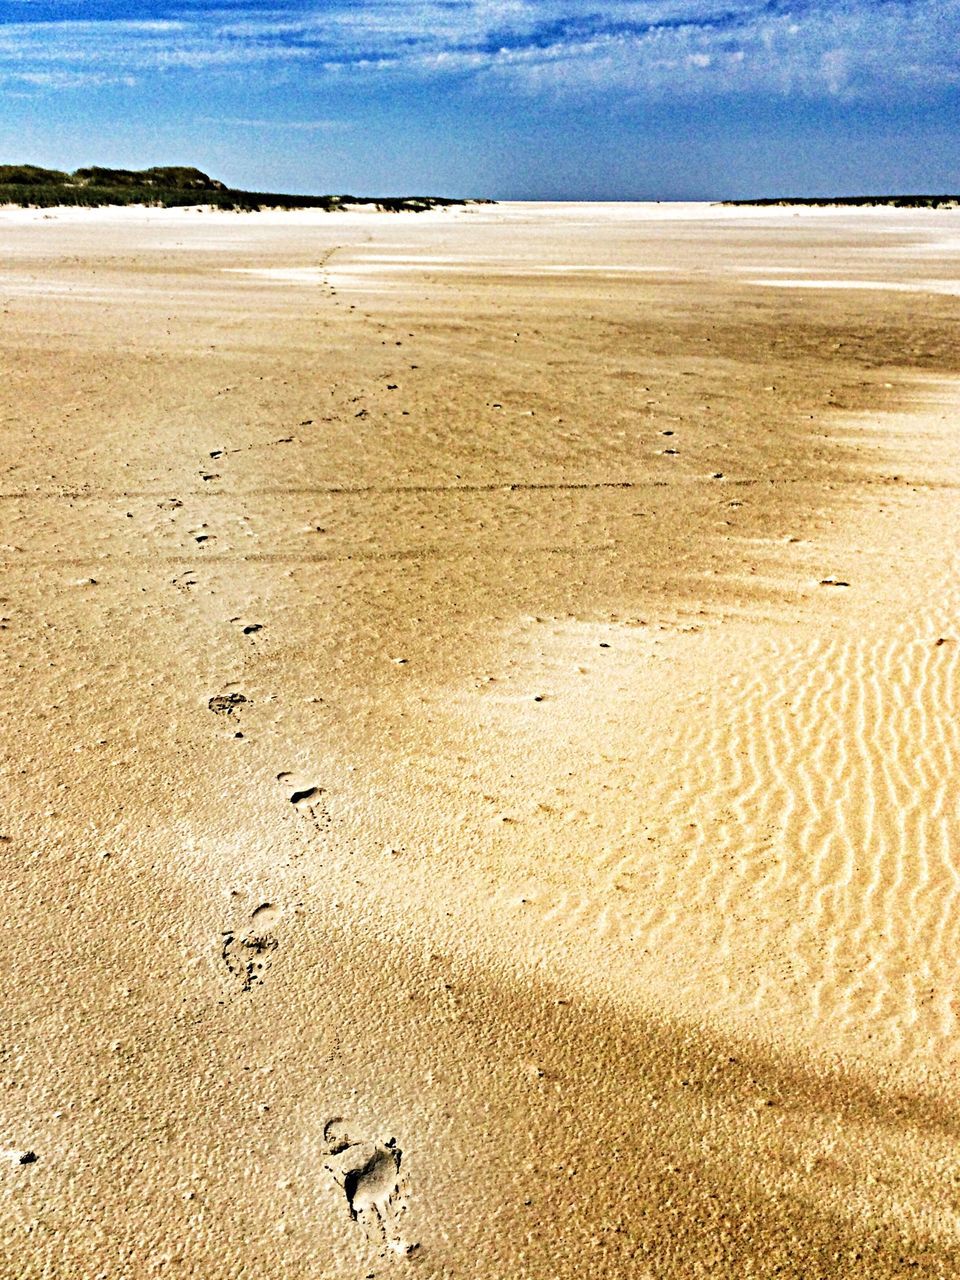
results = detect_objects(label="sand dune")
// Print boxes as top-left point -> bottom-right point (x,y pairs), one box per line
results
1,203 -> 960,1277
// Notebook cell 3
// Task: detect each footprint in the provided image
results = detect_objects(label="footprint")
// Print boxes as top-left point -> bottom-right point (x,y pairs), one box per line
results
208,692 -> 247,716
221,902 -> 281,992
172,571 -> 198,592
277,772 -> 320,805
322,1119 -> 416,1257
276,773 -> 328,828
229,617 -> 264,636
250,901 -> 280,931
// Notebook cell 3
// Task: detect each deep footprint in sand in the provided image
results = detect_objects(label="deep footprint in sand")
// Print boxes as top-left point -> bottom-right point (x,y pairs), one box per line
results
276,772 -> 329,828
221,902 -> 281,993
208,691 -> 248,717
322,1119 -> 416,1257
229,617 -> 264,636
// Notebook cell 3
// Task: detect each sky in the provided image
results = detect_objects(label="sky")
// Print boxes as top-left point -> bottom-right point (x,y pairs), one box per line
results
0,0 -> 958,199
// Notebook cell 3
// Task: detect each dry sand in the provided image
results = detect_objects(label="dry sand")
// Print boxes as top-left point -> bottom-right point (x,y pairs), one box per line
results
1,200 -> 959,1277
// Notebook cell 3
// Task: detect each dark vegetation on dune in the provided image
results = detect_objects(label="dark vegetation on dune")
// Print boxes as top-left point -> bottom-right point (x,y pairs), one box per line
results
722,194 -> 960,208
0,164 -> 481,212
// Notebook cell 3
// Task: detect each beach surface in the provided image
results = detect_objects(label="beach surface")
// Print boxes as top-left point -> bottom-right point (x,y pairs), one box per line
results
1,200 -> 959,1277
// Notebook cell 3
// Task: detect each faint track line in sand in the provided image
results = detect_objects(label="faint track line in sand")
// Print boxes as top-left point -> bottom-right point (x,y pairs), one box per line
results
0,479 -> 638,501
12,544 -> 621,568
5,476 -> 960,502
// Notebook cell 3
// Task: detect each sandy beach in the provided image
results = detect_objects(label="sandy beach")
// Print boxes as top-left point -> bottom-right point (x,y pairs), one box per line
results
2,200 -> 959,1277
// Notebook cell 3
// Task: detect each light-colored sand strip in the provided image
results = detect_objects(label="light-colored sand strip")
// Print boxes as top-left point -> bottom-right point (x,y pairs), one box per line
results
225,263 -> 679,285
750,277 -> 960,294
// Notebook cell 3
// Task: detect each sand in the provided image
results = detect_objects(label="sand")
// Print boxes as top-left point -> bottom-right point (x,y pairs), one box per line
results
1,200 -> 959,1277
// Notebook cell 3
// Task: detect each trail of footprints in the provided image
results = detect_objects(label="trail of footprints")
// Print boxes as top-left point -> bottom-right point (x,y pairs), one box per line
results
168,432 -> 332,998
164,306 -> 426,1250
175,312 -> 466,1239
528,558 -> 960,1057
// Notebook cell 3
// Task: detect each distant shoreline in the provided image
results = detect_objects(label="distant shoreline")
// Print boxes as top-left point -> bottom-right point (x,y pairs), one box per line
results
722,194 -> 959,209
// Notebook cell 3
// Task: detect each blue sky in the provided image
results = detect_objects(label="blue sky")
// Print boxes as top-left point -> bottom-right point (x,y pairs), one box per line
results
0,0 -> 958,198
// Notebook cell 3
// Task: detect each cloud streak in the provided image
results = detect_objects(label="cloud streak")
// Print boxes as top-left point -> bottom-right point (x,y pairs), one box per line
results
203,115 -> 350,130
0,0 -> 957,97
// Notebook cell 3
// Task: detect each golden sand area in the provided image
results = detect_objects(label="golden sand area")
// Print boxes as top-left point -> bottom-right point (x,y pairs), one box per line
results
1,202 -> 959,1276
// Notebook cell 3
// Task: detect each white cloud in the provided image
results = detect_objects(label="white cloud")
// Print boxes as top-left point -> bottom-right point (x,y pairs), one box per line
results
204,115 -> 350,130
0,0 -> 957,97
